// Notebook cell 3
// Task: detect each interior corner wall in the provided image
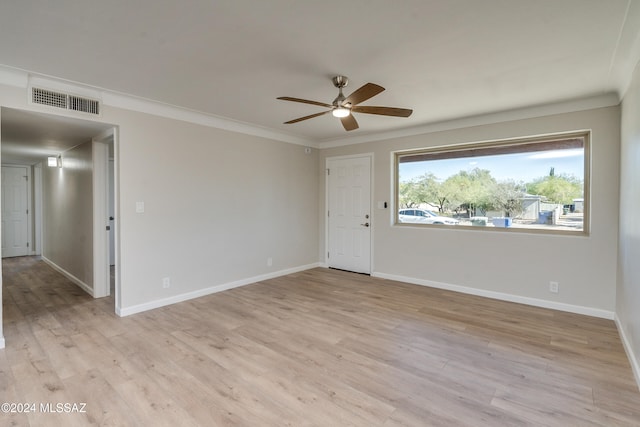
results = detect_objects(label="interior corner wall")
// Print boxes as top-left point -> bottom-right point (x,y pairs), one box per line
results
0,81 -> 320,319
103,106 -> 320,312
0,107 -> 3,348
618,61 -> 640,384
320,106 -> 620,315
42,140 -> 94,290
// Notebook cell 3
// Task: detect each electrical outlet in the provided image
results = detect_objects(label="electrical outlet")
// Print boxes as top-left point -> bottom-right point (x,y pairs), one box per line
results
549,281 -> 559,293
162,277 -> 171,288
267,257 -> 273,267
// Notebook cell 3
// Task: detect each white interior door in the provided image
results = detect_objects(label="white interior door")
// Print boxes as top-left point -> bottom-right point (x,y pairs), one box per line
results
327,156 -> 371,274
2,165 -> 30,258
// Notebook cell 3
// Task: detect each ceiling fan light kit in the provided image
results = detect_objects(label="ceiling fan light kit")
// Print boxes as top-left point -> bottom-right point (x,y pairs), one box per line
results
332,107 -> 350,118
277,75 -> 413,131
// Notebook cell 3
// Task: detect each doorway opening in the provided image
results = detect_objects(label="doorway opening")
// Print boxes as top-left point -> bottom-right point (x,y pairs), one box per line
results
0,107 -> 120,317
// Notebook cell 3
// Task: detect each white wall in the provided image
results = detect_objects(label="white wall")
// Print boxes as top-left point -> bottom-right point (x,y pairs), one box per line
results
618,62 -> 640,384
0,74 -> 623,351
0,108 -> 3,348
320,106 -> 620,316
42,141 -> 94,291
105,106 -> 320,313
0,81 -> 320,322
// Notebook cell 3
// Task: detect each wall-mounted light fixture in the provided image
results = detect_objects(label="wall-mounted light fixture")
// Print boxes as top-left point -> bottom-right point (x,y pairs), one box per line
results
47,155 -> 62,168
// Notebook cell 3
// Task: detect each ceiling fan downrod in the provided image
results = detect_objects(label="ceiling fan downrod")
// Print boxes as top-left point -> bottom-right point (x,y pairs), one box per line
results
332,75 -> 348,107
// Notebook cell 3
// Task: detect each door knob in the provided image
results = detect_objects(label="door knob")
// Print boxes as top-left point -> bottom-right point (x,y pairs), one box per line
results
360,222 -> 370,227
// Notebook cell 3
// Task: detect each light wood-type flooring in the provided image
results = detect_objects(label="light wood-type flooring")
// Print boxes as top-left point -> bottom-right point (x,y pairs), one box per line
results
1,256 -> 640,426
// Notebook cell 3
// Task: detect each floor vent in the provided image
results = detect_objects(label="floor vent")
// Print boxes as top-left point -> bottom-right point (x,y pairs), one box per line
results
32,87 -> 100,115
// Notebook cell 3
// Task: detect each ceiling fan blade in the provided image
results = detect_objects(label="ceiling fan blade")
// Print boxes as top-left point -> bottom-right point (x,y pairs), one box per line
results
277,97 -> 332,108
343,83 -> 385,106
340,114 -> 359,131
351,106 -> 413,117
283,110 -> 330,124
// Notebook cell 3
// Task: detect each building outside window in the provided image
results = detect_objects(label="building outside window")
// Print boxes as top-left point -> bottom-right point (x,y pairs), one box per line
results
395,131 -> 589,234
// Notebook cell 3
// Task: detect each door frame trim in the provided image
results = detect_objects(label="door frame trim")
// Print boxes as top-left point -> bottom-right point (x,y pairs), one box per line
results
324,153 -> 374,274
33,164 -> 42,255
92,126 -> 118,306
92,138 -> 110,298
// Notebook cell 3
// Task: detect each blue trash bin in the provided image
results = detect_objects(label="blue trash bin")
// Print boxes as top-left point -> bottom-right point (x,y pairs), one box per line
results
538,211 -> 552,224
492,217 -> 512,227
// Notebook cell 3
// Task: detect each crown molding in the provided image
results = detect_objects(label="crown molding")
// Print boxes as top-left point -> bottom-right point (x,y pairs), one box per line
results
609,0 -> 640,100
101,91 -> 315,147
0,65 -> 29,88
0,65 -> 621,151
0,65 -> 317,148
318,92 -> 621,149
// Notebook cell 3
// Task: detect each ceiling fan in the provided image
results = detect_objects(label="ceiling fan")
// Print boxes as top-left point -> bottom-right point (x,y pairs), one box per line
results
277,76 -> 413,131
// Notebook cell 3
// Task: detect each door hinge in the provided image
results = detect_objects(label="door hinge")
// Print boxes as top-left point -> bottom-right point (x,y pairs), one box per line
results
327,252 -> 330,259
26,242 -> 29,247
327,169 -> 330,176
327,210 -> 330,217
26,209 -> 29,214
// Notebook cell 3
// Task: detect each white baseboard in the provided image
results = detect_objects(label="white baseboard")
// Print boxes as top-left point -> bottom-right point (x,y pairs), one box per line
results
41,256 -> 94,297
372,271 -> 615,320
615,314 -> 640,391
117,262 -> 322,317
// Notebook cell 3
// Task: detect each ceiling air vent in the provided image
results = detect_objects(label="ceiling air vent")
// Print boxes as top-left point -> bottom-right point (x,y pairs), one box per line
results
69,94 -> 100,115
32,87 -> 100,115
32,87 -> 67,109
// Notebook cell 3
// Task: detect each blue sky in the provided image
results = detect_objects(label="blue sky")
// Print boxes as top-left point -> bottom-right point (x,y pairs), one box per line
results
399,149 -> 584,184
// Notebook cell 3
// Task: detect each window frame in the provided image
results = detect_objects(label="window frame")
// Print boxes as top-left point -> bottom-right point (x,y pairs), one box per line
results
393,130 -> 591,236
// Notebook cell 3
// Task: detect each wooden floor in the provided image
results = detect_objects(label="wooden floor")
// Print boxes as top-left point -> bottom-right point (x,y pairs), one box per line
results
1,257 -> 640,426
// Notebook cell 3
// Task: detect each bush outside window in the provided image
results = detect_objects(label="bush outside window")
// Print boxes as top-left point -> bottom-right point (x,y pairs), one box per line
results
395,131 -> 589,234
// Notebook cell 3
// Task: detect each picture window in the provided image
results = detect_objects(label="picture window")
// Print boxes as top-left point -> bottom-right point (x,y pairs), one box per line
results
395,132 -> 589,234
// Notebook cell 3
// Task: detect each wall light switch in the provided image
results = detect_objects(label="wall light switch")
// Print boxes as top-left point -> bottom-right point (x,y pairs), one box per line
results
135,201 -> 145,213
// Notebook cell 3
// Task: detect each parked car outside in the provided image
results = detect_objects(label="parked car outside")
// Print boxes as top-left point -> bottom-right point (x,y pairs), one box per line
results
398,209 -> 459,225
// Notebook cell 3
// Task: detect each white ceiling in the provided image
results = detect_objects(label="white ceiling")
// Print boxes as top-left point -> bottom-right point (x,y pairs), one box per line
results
1,108 -> 113,165
1,0 -> 639,159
